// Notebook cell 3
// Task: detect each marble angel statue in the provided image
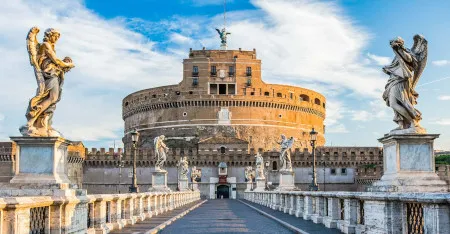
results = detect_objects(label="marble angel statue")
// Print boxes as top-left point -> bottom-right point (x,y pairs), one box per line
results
178,156 -> 189,180
244,166 -> 255,182
255,152 -> 265,179
278,134 -> 294,171
20,27 -> 75,137
154,135 -> 169,171
191,166 -> 201,182
382,34 -> 428,133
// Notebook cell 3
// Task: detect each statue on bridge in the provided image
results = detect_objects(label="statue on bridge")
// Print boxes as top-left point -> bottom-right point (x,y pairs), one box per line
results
20,27 -> 75,137
278,134 -> 294,172
244,166 -> 255,182
255,153 -> 265,179
382,34 -> 428,134
154,135 -> 169,172
178,156 -> 189,180
191,166 -> 201,182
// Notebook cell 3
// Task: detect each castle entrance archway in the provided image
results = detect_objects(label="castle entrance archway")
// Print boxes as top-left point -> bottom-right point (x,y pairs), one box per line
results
216,184 -> 230,199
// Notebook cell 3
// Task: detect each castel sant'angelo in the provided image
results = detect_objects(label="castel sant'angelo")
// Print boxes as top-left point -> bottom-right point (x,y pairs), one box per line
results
122,47 -> 326,151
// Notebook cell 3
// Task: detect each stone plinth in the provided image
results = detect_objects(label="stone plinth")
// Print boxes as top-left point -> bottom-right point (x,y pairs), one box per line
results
0,136 -> 87,197
10,136 -> 71,185
277,170 -> 295,191
192,182 -> 199,191
369,134 -> 448,192
245,181 -> 253,191
178,178 -> 189,191
149,171 -> 171,192
254,178 -> 266,192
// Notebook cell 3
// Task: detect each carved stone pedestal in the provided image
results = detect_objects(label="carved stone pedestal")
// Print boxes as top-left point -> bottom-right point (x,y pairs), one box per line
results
369,134 -> 448,192
254,178 -> 266,192
277,170 -> 295,191
192,182 -> 199,191
245,181 -> 253,191
149,171 -> 171,192
178,178 -> 189,191
0,136 -> 85,197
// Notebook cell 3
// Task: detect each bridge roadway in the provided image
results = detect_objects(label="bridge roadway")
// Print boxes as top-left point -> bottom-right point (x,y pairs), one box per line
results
113,199 -> 341,234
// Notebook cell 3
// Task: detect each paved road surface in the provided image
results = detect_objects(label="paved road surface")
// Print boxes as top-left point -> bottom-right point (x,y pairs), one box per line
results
161,199 -> 294,234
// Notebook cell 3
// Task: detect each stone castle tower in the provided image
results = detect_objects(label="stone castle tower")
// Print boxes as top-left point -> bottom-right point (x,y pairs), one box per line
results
122,48 -> 326,151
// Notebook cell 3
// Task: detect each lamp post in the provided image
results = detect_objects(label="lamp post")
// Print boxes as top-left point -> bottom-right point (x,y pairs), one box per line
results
309,128 -> 319,191
129,129 -> 140,193
264,161 -> 270,190
118,153 -> 124,193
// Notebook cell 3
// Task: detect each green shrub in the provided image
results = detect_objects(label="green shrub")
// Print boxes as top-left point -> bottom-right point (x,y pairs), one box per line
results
435,155 -> 450,165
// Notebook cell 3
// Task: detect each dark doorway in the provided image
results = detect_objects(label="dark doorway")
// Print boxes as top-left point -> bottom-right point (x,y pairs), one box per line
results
216,185 -> 230,199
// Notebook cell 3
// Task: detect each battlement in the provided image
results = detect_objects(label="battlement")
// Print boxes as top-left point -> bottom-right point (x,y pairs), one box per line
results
187,48 -> 257,59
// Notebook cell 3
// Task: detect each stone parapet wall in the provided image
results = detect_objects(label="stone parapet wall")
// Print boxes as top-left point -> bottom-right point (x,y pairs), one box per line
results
244,190 -> 450,234
0,190 -> 200,233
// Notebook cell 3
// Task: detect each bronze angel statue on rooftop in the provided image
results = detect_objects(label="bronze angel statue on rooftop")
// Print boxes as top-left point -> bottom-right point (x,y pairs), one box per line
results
20,27 -> 75,137
382,34 -> 427,133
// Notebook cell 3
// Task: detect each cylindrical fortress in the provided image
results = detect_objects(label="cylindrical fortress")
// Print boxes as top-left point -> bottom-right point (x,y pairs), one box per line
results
122,49 -> 326,150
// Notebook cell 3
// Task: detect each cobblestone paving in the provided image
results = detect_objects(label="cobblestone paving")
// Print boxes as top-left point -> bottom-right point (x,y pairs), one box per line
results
160,199 -> 294,234
241,200 -> 342,234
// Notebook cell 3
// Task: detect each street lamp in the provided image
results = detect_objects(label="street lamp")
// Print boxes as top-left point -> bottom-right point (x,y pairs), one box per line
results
309,128 -> 319,191
264,161 -> 270,190
129,129 -> 140,193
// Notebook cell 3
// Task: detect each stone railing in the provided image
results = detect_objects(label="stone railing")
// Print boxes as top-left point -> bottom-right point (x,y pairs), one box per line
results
244,191 -> 450,234
0,190 -> 200,234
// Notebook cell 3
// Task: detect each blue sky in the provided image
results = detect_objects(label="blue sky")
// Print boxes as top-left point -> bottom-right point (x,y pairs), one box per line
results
0,0 -> 449,150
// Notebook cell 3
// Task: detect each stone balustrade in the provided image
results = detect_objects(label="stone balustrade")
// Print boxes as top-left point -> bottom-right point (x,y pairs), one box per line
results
0,190 -> 200,234
244,191 -> 450,234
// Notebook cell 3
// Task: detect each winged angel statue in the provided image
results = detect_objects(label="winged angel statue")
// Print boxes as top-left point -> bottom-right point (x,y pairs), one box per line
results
382,34 -> 427,133
279,135 -> 294,171
20,27 -> 75,137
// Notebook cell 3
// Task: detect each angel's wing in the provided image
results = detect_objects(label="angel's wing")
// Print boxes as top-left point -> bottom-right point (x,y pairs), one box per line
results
26,27 -> 41,70
287,138 -> 295,148
215,28 -> 221,35
410,34 -> 428,89
27,27 -> 45,95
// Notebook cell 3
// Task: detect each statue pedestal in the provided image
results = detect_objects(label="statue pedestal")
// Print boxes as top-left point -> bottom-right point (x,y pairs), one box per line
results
192,182 -> 199,191
0,136 -> 85,197
245,181 -> 253,191
277,170 -> 295,191
254,178 -> 266,192
149,171 -> 171,192
369,134 -> 448,192
178,177 -> 189,191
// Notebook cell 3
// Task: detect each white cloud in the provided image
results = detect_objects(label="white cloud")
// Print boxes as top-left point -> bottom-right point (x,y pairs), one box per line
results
327,124 -> 349,133
367,53 -> 391,66
438,96 -> 450,100
432,60 -> 450,66
435,119 -> 450,126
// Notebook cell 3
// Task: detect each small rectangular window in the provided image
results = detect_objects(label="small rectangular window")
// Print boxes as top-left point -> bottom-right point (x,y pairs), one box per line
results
211,66 -> 217,76
289,92 -> 293,99
246,67 -> 252,76
228,84 -> 236,95
209,84 -> 218,94
330,168 -> 336,175
219,84 -> 227,94
229,66 -> 235,76
341,168 -> 347,174
193,66 -> 199,77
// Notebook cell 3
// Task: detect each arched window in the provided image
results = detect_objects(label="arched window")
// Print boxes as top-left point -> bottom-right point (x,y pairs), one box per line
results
264,92 -> 270,96
299,94 -> 310,102
276,93 -> 282,97
272,161 -> 278,170
314,98 -> 321,105
220,146 -> 226,154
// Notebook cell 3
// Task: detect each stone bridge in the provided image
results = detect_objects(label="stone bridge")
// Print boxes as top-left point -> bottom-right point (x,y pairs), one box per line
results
1,189 -> 449,233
